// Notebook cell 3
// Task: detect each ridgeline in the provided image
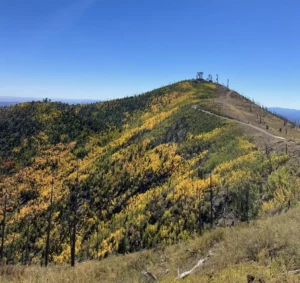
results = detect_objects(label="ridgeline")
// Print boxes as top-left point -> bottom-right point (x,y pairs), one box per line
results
1,80 -> 300,282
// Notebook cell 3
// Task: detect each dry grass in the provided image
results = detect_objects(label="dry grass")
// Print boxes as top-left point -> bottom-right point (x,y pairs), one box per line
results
3,206 -> 300,282
3,83 -> 300,282
199,85 -> 300,162
213,85 -> 300,141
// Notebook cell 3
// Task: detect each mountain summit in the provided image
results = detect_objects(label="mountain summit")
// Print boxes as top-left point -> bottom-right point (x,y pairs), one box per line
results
1,80 -> 300,281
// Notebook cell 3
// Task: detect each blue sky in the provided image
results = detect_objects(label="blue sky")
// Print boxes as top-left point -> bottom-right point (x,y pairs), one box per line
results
0,0 -> 299,107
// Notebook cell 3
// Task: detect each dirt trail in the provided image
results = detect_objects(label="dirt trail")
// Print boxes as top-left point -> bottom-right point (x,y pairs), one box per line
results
193,106 -> 285,140
226,90 -> 233,99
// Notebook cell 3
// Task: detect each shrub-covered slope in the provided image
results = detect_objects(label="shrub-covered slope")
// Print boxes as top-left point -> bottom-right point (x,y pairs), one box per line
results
0,80 -> 297,265
4,206 -> 300,282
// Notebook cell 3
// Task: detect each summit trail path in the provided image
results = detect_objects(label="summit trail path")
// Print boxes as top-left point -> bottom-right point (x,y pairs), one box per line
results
192,105 -> 286,140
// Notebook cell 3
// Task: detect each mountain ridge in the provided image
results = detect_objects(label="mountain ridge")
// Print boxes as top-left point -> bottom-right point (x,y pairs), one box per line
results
0,80 -> 300,280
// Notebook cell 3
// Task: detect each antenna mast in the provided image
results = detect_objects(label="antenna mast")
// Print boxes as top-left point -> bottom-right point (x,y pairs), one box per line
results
207,74 -> 213,82
196,72 -> 204,80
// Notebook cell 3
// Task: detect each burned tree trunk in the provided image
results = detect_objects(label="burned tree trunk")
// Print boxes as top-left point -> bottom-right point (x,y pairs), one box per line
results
24,218 -> 30,265
210,174 -> 213,229
0,193 -> 7,262
70,187 -> 78,267
70,161 -> 79,267
45,179 -> 54,267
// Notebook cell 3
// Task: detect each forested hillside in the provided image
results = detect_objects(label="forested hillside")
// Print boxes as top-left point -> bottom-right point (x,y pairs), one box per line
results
0,80 -> 298,266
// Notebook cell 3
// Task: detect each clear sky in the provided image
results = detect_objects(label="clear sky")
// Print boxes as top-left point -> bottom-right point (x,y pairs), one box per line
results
0,0 -> 299,107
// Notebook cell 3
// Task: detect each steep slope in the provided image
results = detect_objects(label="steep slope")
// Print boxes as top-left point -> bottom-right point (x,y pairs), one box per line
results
200,84 -> 300,161
4,206 -> 300,282
0,80 -> 298,265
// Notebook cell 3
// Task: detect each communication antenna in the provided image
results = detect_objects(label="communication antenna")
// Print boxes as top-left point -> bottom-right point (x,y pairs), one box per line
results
207,74 -> 213,82
216,74 -> 219,84
227,79 -> 229,88
196,72 -> 204,80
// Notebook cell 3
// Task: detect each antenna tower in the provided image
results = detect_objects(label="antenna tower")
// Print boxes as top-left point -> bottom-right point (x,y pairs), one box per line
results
196,72 -> 204,80
207,74 -> 213,82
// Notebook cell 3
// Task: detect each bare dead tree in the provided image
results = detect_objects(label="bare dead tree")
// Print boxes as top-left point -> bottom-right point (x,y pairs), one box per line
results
24,216 -> 31,265
70,160 -> 79,267
0,191 -> 7,262
197,186 -> 202,235
45,178 -> 54,267
210,173 -> 213,229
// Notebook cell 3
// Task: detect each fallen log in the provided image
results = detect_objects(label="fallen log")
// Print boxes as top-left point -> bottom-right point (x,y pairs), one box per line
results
141,269 -> 157,281
176,251 -> 212,280
287,269 -> 300,275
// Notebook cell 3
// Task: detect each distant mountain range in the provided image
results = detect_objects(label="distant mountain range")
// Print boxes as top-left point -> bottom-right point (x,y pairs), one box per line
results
0,96 -> 99,107
269,107 -> 300,124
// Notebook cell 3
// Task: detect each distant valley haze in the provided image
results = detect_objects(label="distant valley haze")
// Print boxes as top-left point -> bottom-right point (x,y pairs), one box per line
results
0,96 -> 99,106
269,107 -> 300,124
